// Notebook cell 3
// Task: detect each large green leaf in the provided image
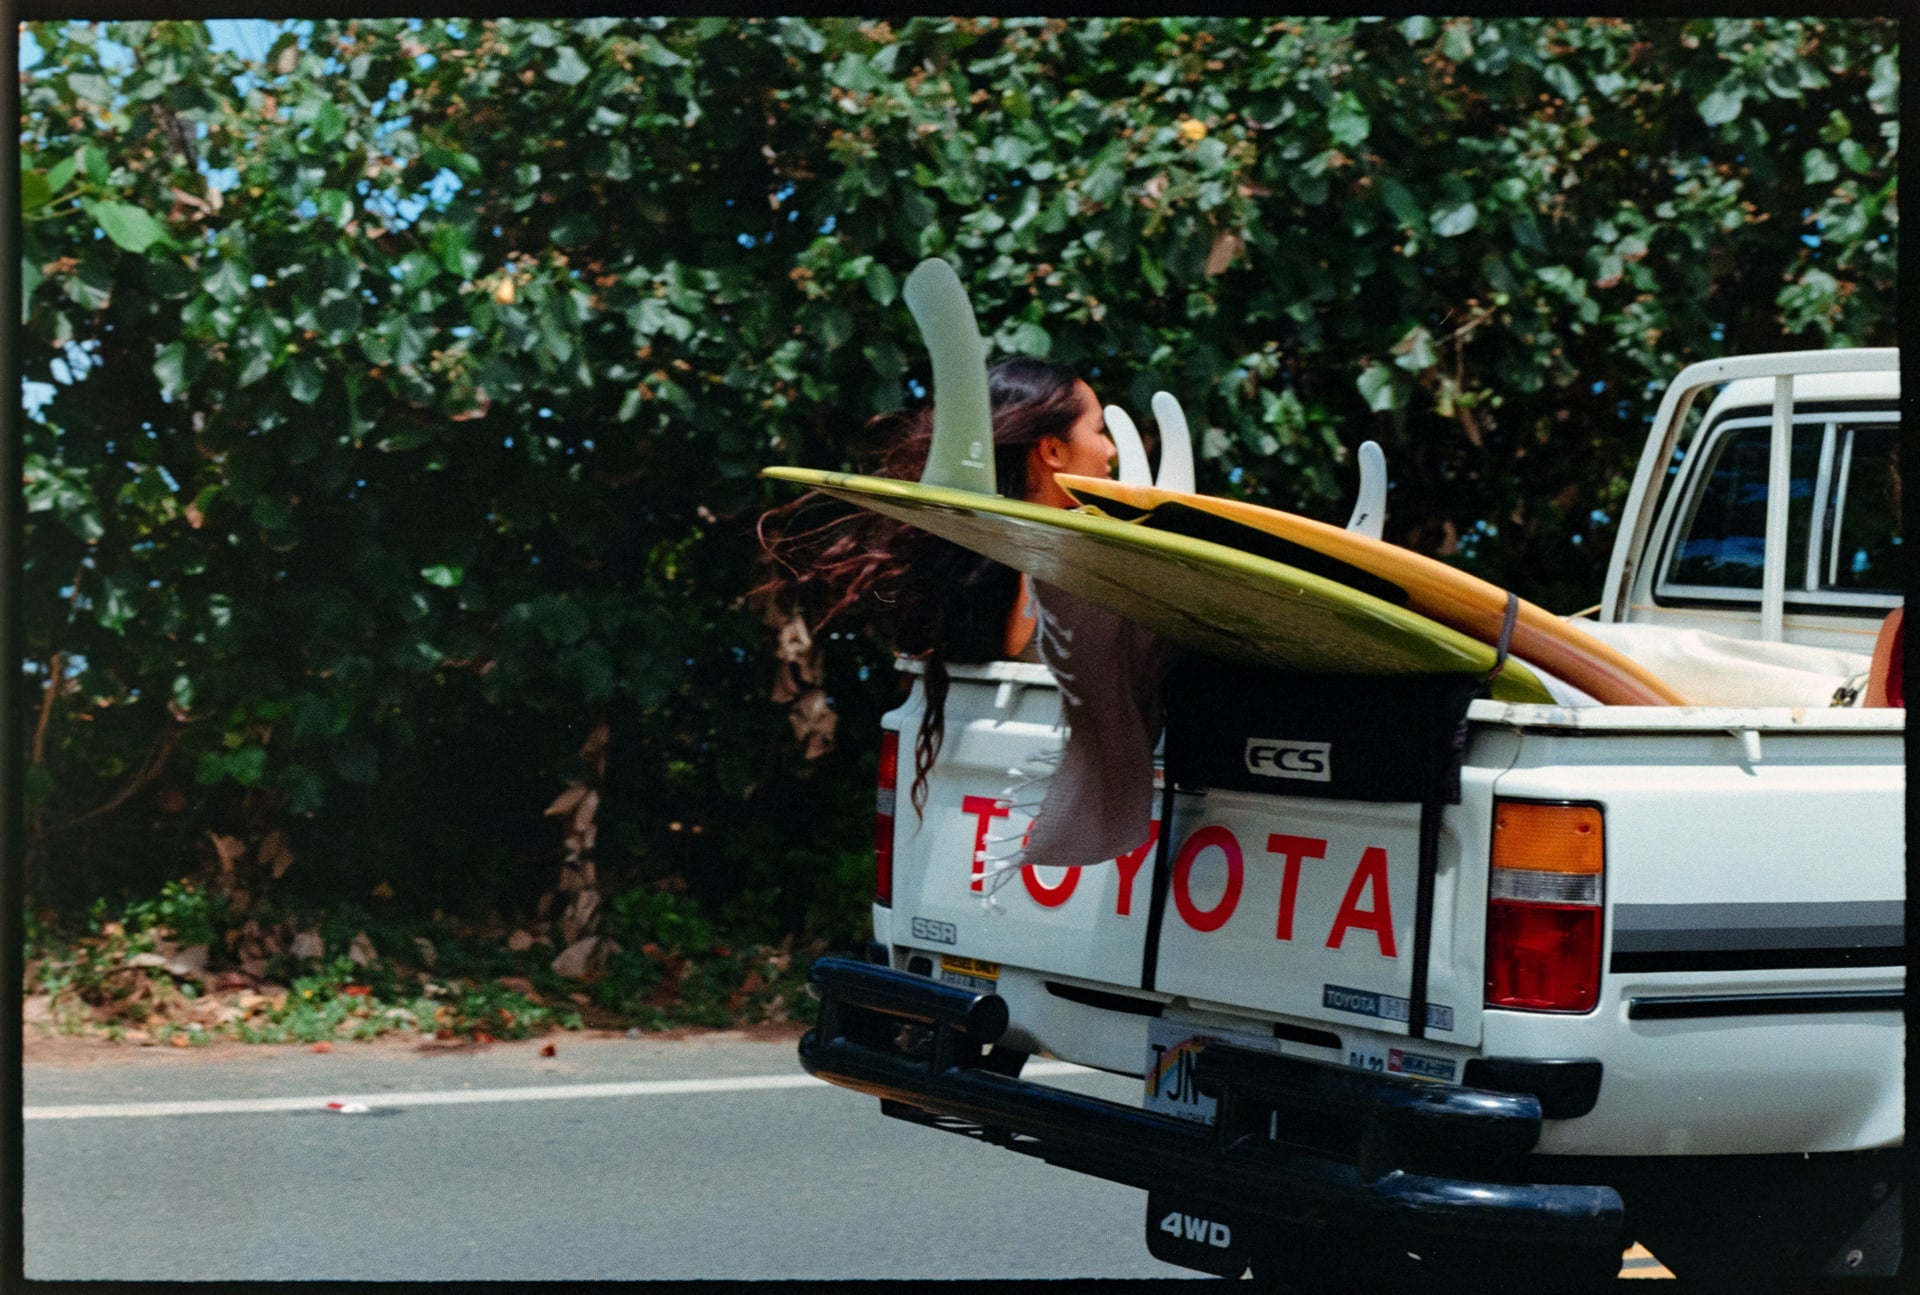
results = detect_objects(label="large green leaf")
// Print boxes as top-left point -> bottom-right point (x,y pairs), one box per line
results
547,45 -> 592,85
1355,363 -> 1400,412
83,199 -> 169,253
1326,92 -> 1371,147
1697,79 -> 1745,127
1429,199 -> 1478,238
284,359 -> 325,404
66,71 -> 116,105
1802,148 -> 1839,185
21,169 -> 52,211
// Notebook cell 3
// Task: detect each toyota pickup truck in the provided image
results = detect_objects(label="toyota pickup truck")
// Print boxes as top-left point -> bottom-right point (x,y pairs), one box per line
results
797,349 -> 1903,1290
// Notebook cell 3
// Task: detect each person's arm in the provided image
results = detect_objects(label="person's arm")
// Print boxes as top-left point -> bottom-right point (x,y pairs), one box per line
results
1003,572 -> 1038,657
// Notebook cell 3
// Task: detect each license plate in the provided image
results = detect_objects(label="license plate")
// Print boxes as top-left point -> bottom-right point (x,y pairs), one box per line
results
1143,1018 -> 1282,1125
937,954 -> 1000,994
1147,1020 -> 1458,1125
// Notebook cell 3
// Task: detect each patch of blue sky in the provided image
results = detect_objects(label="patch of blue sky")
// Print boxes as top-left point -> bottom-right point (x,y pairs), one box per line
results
206,18 -> 280,63
361,166 -> 461,230
45,339 -> 102,390
97,32 -> 133,70
426,167 -> 464,204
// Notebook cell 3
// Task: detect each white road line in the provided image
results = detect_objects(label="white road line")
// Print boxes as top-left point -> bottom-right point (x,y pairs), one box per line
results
24,1060 -> 1093,1121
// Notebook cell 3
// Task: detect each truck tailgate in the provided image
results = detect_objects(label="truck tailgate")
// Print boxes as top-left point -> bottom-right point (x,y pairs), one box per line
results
1148,775 -> 1495,1049
885,665 -> 1163,991
1142,665 -> 1512,1049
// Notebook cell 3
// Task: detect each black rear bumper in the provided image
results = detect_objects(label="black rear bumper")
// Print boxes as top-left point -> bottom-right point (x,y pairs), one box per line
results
800,956 -> 1624,1260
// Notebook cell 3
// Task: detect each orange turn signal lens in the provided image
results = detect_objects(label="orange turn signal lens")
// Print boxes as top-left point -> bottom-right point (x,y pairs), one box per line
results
1492,801 -> 1604,875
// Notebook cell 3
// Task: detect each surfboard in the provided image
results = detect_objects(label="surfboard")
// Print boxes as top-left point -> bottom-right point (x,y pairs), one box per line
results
762,466 -> 1557,704
1055,474 -> 1687,706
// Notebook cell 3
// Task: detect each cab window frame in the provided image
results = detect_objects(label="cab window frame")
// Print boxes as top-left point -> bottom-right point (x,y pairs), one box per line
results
1651,404 -> 1901,614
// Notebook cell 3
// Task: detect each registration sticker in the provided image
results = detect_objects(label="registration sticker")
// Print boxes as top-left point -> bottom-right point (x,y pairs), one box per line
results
938,955 -> 1001,994
1345,1041 -> 1459,1084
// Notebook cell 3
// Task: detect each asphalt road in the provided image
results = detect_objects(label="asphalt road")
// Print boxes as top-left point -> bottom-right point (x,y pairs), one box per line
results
23,1029 -> 1203,1282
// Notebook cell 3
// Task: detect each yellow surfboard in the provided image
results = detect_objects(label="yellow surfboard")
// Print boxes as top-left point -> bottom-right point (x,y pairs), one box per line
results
763,467 -> 1556,704
1056,474 -> 1686,706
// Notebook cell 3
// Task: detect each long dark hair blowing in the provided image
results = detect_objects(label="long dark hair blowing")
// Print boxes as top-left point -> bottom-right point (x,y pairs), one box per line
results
757,357 -> 1086,814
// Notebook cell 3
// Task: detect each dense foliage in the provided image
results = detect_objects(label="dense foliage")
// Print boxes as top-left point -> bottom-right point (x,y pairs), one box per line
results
18,19 -> 1898,949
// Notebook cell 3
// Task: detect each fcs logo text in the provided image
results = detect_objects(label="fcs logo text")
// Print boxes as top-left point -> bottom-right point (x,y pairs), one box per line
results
1245,738 -> 1332,782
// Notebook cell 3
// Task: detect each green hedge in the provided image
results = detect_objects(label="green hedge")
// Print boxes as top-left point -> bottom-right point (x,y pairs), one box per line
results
19,17 -> 1897,925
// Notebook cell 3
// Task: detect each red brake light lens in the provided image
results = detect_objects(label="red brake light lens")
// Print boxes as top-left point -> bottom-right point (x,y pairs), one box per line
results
1485,901 -> 1601,1012
874,730 -> 898,907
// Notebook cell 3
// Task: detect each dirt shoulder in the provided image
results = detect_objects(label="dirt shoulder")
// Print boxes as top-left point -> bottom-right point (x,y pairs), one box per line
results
20,1018 -> 810,1067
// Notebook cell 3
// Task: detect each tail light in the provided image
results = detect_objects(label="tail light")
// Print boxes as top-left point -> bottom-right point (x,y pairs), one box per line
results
1485,800 -> 1604,1013
874,729 -> 899,907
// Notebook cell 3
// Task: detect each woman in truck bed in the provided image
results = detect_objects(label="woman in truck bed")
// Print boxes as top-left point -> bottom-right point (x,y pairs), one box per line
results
758,356 -> 1116,808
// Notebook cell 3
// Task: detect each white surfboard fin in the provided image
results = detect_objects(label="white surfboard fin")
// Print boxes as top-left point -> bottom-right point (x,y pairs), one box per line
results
1102,405 -> 1153,486
1149,392 -> 1195,492
903,259 -> 996,495
1346,440 -> 1387,538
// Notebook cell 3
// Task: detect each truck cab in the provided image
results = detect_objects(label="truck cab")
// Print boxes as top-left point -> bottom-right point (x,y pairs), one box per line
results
1604,355 -> 1901,653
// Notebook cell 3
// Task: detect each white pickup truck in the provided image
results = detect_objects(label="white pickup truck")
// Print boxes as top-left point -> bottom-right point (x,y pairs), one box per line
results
798,350 -> 1903,1290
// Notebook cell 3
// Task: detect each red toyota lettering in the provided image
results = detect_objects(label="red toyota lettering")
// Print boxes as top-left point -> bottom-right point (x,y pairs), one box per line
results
961,795 -> 1010,893
1172,825 -> 1243,933
1112,821 -> 1160,917
1021,861 -> 1080,907
1266,833 -> 1328,941
1326,846 -> 1398,957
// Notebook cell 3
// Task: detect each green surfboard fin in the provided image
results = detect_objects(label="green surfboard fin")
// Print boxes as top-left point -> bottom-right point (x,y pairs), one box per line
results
903,258 -> 997,495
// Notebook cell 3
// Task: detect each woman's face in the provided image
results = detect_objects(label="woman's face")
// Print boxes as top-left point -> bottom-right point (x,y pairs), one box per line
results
1056,381 -> 1117,479
1022,379 -> 1117,507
